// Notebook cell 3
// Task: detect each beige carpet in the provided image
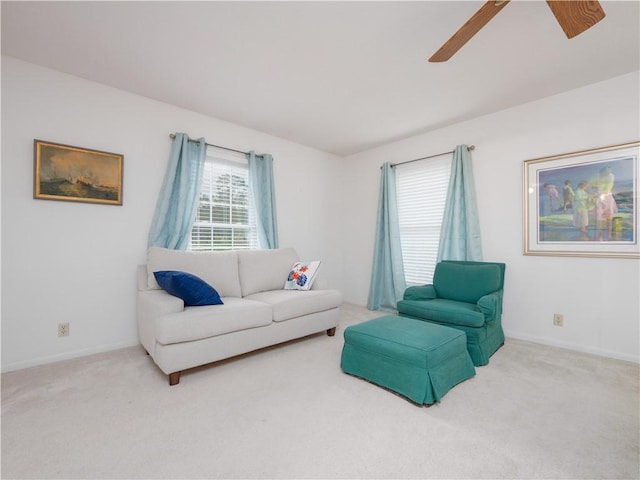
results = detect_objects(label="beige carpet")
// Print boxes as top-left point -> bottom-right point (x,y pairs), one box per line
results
2,304 -> 639,479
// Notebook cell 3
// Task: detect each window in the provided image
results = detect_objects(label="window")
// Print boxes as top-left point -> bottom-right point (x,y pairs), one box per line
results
189,148 -> 259,251
396,156 -> 451,286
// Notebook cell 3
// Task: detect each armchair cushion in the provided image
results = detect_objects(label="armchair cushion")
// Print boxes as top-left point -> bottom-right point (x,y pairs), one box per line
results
434,262 -> 502,304
398,299 -> 485,328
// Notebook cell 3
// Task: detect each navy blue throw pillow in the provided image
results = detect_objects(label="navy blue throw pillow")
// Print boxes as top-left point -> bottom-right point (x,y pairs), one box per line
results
153,270 -> 223,306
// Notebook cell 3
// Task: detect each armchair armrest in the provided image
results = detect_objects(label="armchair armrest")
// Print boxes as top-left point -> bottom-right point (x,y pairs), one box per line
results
403,284 -> 437,301
477,290 -> 503,323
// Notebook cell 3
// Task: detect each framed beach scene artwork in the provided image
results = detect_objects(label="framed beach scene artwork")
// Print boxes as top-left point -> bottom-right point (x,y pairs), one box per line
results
34,140 -> 123,205
523,141 -> 639,258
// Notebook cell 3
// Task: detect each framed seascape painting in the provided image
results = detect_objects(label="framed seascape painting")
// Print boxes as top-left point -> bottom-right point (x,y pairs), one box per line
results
523,141 -> 640,258
34,140 -> 123,205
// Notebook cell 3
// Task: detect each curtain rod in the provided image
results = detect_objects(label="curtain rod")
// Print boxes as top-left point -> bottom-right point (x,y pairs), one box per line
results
386,145 -> 475,169
169,133 -> 264,158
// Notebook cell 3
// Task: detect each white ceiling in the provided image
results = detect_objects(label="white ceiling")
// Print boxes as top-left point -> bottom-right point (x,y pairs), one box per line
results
2,1 -> 639,156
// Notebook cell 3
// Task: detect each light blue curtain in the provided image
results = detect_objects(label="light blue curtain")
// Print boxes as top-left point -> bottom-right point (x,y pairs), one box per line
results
437,145 -> 483,261
247,151 -> 279,249
367,162 -> 406,311
147,133 -> 207,249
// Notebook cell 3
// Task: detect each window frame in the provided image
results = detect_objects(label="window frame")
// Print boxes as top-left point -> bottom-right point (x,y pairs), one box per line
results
189,148 -> 259,252
395,156 -> 451,286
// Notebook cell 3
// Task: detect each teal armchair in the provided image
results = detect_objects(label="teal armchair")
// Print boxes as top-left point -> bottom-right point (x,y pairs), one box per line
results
397,261 -> 506,366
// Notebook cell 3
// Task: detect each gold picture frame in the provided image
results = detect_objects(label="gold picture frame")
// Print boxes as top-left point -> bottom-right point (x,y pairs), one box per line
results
34,140 -> 123,205
523,141 -> 639,258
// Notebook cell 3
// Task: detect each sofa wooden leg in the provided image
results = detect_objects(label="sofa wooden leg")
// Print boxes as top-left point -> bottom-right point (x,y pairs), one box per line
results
327,327 -> 336,336
169,372 -> 181,386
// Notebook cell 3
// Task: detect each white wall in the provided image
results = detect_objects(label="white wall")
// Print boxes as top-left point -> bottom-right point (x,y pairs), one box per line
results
342,71 -> 640,363
1,56 -> 344,372
2,55 -> 638,371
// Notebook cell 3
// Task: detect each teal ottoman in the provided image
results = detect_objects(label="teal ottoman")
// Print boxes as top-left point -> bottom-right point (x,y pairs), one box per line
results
340,315 -> 475,405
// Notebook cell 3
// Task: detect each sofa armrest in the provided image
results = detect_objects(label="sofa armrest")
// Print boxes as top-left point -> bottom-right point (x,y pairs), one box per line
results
137,265 -> 149,291
138,289 -> 184,318
403,285 -> 437,301
477,290 -> 503,323
137,290 -> 184,353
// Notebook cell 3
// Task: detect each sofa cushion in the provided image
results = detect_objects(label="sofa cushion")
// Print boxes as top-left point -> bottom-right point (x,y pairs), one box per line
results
284,261 -> 321,291
397,299 -> 485,328
154,297 -> 272,345
237,248 -> 299,296
153,270 -> 223,306
245,289 -> 342,323
147,247 -> 242,298
434,263 -> 502,304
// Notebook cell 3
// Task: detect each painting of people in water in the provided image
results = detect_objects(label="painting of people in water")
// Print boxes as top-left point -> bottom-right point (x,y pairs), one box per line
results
524,142 -> 639,258
34,140 -> 123,205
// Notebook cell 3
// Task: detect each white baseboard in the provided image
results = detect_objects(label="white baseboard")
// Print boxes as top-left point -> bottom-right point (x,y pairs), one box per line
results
4,330 -> 637,373
1,340 -> 141,373
504,330 -> 639,364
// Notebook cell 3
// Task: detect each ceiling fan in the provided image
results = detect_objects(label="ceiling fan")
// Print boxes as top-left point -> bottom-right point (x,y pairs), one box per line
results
429,0 -> 606,62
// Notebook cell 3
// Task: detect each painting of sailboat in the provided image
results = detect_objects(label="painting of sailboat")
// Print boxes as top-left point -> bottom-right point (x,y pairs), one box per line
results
34,140 -> 123,205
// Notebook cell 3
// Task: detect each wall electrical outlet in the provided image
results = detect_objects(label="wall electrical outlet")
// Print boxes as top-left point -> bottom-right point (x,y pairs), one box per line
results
58,322 -> 70,337
553,314 -> 564,327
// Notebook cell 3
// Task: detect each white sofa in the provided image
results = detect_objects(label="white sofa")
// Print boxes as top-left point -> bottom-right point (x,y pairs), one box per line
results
137,247 -> 342,385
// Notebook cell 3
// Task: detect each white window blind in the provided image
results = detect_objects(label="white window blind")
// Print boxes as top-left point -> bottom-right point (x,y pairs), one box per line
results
396,156 -> 451,286
190,148 -> 258,251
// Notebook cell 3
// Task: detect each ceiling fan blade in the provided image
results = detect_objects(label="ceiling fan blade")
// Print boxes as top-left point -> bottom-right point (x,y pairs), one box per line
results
546,1 -> 606,39
429,0 -> 511,63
